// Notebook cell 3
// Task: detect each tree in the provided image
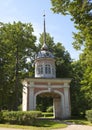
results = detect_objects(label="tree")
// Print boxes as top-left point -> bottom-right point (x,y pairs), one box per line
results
0,21 -> 36,110
54,42 -> 72,78
70,61 -> 84,115
51,0 -> 92,113
51,0 -> 92,48
79,51 -> 92,111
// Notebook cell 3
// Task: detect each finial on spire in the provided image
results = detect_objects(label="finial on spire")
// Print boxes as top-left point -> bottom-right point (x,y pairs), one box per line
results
43,10 -> 45,17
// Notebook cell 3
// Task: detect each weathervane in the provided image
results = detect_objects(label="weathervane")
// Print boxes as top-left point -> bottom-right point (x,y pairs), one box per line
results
43,10 -> 45,17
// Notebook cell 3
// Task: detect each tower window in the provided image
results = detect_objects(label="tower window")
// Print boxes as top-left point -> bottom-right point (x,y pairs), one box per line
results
37,65 -> 43,74
45,64 -> 51,74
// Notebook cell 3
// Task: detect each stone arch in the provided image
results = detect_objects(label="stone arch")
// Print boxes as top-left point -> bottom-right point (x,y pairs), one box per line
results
34,89 -> 65,119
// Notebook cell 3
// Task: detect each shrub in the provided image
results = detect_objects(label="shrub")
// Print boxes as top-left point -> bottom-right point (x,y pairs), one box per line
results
2,110 -> 42,125
42,112 -> 53,117
0,111 -> 3,123
46,106 -> 53,112
18,104 -> 22,111
85,109 -> 92,123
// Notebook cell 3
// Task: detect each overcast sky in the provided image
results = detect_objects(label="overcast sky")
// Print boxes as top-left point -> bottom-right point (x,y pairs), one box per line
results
0,0 -> 81,60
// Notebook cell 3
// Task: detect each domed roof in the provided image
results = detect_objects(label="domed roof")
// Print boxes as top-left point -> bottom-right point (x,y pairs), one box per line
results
35,43 -> 54,59
35,49 -> 54,59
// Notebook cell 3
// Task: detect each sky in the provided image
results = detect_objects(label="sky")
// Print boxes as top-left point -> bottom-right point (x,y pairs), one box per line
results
0,0 -> 81,60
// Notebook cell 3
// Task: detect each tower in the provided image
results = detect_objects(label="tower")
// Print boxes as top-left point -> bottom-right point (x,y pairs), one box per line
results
35,14 -> 56,78
22,14 -> 71,119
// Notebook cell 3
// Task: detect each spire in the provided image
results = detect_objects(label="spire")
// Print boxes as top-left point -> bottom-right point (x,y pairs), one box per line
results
43,13 -> 46,44
41,13 -> 48,50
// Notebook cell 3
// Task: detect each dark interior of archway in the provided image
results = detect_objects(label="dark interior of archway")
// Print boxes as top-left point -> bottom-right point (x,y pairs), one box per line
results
36,92 -> 60,112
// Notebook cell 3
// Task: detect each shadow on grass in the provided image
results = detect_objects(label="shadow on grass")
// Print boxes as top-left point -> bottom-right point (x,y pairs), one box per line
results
35,119 -> 67,128
64,117 -> 92,126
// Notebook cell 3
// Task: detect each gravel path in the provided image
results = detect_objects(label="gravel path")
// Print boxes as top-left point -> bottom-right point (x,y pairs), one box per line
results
0,125 -> 92,130
53,124 -> 92,130
0,128 -> 22,130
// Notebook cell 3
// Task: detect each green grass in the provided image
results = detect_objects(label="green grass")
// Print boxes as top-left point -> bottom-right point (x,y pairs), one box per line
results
0,117 -> 92,130
64,118 -> 92,126
0,119 -> 67,130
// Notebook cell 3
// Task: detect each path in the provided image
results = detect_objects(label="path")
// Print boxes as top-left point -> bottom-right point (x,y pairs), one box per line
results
0,128 -> 22,130
0,125 -> 92,130
53,124 -> 92,130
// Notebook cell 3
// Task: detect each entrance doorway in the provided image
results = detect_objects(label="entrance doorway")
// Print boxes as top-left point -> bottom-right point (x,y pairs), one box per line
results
35,91 -> 62,119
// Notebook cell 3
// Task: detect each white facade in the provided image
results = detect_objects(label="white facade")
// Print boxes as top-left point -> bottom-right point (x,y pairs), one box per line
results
22,78 -> 71,119
35,57 -> 56,78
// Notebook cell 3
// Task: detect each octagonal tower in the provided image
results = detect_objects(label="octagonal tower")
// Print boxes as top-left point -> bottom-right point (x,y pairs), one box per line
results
35,14 -> 56,78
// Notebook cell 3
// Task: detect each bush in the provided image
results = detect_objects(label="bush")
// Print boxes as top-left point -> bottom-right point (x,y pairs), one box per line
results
18,104 -> 22,111
85,109 -> 92,123
2,110 -> 42,125
46,106 -> 53,112
0,111 -> 3,123
42,112 -> 53,117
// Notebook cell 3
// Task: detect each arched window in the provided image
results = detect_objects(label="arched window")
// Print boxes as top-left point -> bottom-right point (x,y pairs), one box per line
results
45,64 -> 51,74
37,65 -> 43,74
41,65 -> 43,74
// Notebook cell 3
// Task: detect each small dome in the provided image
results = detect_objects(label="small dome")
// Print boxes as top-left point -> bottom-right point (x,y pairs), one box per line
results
35,50 -> 54,59
35,43 -> 54,59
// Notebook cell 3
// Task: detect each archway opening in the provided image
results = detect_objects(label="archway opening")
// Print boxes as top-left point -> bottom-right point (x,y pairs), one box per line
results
36,92 -> 61,118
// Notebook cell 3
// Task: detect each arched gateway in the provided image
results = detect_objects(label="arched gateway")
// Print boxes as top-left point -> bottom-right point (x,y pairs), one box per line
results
22,15 -> 71,119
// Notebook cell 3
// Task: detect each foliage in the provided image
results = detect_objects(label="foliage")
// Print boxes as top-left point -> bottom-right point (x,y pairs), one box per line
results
79,52 -> 92,111
51,0 -> 92,115
0,119 -> 67,129
18,104 -> 22,111
0,21 -> 36,110
64,118 -> 92,125
51,1 -> 92,56
86,110 -> 92,123
36,96 -> 53,112
54,42 -> 72,78
0,111 -> 3,123
70,60 -> 85,115
36,119 -> 67,128
46,106 -> 53,112
1,111 -> 42,125
42,112 -> 53,118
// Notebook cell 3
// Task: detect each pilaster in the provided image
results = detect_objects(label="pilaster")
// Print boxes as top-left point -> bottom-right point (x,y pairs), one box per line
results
64,83 -> 71,118
28,82 -> 35,110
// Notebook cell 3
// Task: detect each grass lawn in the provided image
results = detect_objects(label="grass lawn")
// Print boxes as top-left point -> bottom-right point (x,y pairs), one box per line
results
0,119 -> 67,130
0,118 -> 92,130
64,118 -> 92,126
